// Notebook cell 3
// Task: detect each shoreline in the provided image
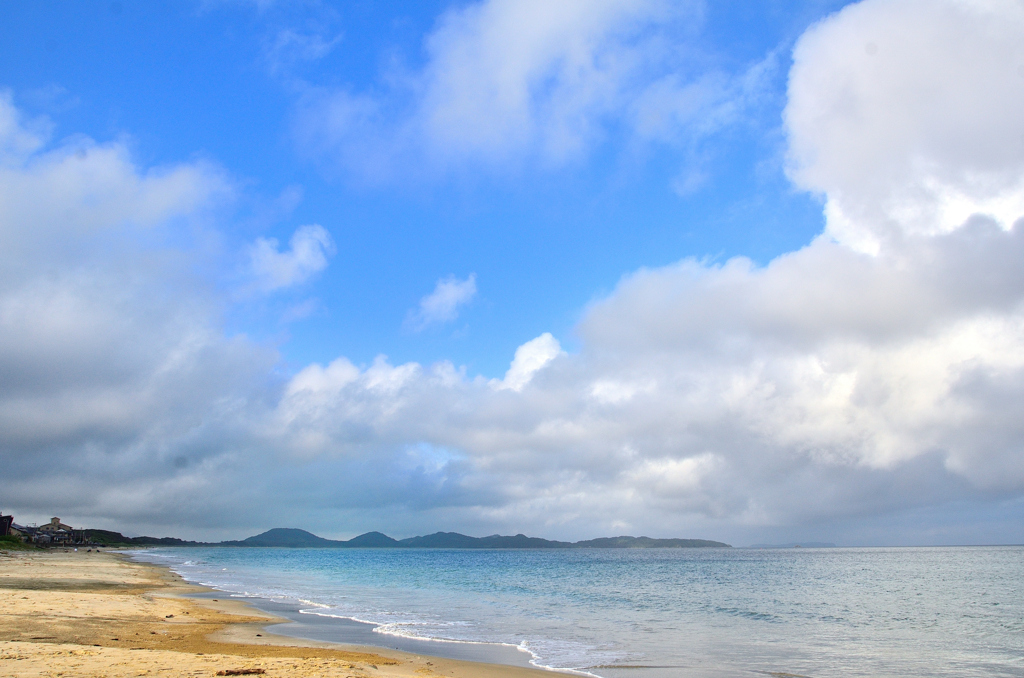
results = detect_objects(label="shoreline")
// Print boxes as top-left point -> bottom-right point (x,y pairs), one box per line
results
182,590 -> 545,670
126,548 -> 604,675
0,547 -> 559,678
125,548 -> 549,670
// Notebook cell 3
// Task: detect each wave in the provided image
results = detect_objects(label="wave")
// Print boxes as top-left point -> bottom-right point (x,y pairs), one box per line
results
295,606 -> 600,675
127,548 -> 631,674
123,544 -> 1024,678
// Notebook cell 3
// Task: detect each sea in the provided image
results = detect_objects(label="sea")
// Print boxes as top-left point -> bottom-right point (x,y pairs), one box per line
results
130,545 -> 1024,678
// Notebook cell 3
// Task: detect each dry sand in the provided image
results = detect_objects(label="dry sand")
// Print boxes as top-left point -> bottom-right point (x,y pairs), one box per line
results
0,547 -> 556,678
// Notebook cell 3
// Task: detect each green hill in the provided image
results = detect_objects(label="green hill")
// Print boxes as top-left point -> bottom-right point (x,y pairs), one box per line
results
74,527 -> 731,549
219,528 -> 342,547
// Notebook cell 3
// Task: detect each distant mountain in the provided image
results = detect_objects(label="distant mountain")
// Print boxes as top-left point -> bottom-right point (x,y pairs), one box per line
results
747,542 -> 837,548
473,533 -> 571,548
81,526 -> 731,549
574,536 -> 730,548
346,531 -> 399,547
217,529 -> 731,549
397,532 -> 570,548
219,528 -> 342,548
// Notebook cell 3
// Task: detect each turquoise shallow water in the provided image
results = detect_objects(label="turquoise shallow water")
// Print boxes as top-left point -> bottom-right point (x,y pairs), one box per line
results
132,546 -> 1024,677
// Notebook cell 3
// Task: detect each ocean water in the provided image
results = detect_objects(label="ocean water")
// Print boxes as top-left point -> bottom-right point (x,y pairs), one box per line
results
132,546 -> 1024,678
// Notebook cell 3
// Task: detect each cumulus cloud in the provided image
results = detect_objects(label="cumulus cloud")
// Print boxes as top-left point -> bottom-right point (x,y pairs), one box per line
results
0,95 -> 276,536
405,274 -> 477,331
4,0 -> 1024,544
785,0 -> 1024,253
494,333 -> 563,392
267,0 -> 1024,541
293,0 -> 762,179
248,224 -> 335,292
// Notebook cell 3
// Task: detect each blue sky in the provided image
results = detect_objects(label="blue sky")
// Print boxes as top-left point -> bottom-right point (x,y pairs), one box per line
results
0,0 -> 830,374
2,0 -> 1023,545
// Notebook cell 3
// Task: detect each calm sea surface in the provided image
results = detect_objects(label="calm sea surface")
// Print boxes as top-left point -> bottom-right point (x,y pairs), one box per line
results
132,546 -> 1024,678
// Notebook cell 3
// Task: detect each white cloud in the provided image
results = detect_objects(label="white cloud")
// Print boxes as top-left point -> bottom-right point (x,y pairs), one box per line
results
0,95 -> 276,536
785,0 -> 1024,253
406,274 -> 477,331
294,0 -> 766,180
0,91 -> 50,164
248,224 -> 335,292
630,51 -> 778,145
414,0 -> 675,165
265,29 -> 342,75
264,0 -> 1024,541
494,333 -> 563,392
4,0 -> 1024,545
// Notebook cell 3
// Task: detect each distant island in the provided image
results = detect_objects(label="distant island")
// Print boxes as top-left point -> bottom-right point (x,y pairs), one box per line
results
748,542 -> 836,548
83,527 -> 731,549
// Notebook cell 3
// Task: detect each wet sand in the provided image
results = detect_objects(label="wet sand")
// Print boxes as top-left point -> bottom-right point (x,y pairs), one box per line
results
0,548 -> 557,678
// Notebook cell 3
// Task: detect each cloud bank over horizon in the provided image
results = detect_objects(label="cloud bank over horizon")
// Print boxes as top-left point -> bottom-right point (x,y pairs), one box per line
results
2,0 -> 1023,545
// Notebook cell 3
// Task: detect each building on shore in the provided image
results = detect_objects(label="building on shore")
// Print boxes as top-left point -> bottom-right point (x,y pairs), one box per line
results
9,523 -> 32,540
35,517 -> 85,544
3,517 -> 34,542
1,514 -> 89,545
38,516 -> 74,535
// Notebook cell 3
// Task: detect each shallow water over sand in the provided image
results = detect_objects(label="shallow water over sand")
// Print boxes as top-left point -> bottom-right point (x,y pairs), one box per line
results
133,546 -> 1024,677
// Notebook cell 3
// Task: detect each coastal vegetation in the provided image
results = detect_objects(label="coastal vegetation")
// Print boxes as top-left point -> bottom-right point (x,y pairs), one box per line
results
4,515 -> 730,549
81,529 -> 201,547
0,534 -> 35,550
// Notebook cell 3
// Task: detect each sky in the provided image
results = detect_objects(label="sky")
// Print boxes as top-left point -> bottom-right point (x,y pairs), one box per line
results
1,0 -> 1023,546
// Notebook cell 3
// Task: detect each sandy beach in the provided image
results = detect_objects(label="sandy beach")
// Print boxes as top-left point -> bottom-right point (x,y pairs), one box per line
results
0,548 -> 555,678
